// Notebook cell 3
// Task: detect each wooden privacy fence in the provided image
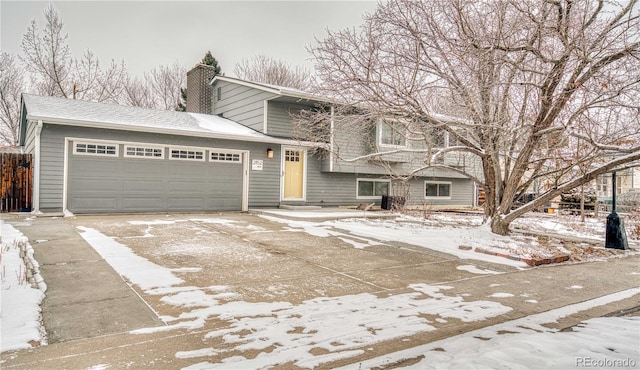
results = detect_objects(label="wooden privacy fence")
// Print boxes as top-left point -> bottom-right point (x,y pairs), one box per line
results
1,153 -> 33,212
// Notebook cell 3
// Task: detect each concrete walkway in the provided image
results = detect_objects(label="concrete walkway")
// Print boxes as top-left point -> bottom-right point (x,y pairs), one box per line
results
8,216 -> 163,343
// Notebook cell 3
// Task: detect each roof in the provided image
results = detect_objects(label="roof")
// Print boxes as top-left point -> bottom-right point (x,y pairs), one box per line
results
21,94 -> 297,144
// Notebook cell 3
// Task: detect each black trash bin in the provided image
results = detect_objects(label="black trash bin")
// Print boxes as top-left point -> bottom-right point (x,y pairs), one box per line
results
381,195 -> 393,210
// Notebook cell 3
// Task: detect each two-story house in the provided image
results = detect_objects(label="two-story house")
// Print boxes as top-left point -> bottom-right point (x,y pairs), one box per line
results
17,64 -> 477,214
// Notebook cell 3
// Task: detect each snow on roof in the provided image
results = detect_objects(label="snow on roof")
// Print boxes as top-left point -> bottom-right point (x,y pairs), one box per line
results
22,94 -> 281,142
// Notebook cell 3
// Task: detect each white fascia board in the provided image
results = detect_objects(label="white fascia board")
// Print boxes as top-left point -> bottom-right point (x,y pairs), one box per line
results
26,114 -> 321,147
211,75 -> 323,103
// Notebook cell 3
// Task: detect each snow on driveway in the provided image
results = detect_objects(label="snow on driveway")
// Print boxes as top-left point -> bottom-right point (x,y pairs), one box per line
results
74,220 -> 513,368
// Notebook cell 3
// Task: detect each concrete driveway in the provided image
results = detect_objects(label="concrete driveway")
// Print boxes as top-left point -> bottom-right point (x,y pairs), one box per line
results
1,211 -> 639,369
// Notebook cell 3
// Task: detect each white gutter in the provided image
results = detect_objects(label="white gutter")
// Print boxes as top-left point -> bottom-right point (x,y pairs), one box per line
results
31,120 -> 43,214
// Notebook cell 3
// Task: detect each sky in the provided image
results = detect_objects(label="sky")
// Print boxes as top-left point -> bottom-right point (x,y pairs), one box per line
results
1,1 -> 378,77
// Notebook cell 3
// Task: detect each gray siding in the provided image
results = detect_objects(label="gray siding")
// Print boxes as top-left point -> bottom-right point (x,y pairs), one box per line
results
289,152 -> 475,208
23,120 -> 37,154
212,81 -> 276,132
266,101 -> 309,138
39,124 -> 65,212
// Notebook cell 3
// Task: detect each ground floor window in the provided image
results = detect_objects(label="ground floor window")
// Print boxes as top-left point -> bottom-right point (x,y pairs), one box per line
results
357,179 -> 390,199
425,181 -> 451,199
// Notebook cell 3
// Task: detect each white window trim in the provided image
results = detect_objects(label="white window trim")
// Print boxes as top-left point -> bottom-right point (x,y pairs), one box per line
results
377,118 -> 408,149
424,181 -> 452,200
210,149 -> 243,163
356,178 -> 391,200
169,147 -> 206,161
73,141 -> 119,157
124,145 -> 165,159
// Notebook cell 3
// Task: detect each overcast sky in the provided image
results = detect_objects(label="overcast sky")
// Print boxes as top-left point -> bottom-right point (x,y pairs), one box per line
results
1,1 -> 377,77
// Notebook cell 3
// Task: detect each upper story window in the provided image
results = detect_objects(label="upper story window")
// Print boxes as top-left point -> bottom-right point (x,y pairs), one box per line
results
378,119 -> 407,147
74,142 -> 118,157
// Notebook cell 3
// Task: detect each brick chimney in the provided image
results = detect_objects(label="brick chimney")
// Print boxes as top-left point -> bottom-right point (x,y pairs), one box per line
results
186,64 -> 218,114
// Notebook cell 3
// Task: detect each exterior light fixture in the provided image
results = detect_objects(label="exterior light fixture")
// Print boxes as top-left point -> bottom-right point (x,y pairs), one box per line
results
266,148 -> 274,159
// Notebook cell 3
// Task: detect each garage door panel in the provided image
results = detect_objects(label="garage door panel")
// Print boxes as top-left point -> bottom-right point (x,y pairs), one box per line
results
73,159 -> 120,175
122,179 -> 166,193
207,197 -> 242,209
71,178 -> 120,193
71,197 -> 118,212
167,197 -> 208,210
168,164 -> 211,178
123,161 -> 166,176
167,180 -> 207,193
121,197 -> 166,211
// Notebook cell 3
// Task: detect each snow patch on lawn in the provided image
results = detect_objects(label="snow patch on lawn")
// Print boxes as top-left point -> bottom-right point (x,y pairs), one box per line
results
0,221 -> 46,352
346,288 -> 640,370
263,215 -> 528,267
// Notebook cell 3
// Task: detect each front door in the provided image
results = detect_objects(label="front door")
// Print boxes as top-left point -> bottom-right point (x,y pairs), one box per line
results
283,148 -> 305,200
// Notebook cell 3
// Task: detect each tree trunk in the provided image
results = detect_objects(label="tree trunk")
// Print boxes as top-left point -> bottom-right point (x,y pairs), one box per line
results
491,216 -> 511,236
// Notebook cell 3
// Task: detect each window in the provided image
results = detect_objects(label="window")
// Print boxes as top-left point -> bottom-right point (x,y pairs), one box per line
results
285,149 -> 301,162
425,181 -> 451,199
74,142 -> 118,156
124,145 -> 164,159
429,129 -> 446,148
170,148 -> 205,161
210,151 -> 241,163
379,120 -> 407,147
357,179 -> 390,199
217,87 -> 222,101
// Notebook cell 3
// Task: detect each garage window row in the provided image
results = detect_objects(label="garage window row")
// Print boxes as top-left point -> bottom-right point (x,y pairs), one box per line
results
73,141 -> 242,164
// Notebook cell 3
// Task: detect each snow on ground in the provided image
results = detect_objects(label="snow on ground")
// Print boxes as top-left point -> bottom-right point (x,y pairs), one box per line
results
339,288 -> 640,370
0,220 -> 46,352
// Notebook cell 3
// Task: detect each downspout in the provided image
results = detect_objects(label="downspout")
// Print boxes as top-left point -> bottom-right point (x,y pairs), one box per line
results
32,120 -> 43,214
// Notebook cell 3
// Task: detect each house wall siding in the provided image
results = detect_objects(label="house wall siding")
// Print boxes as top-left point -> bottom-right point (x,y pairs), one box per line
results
287,152 -> 475,207
212,81 -> 276,132
266,101 -> 310,138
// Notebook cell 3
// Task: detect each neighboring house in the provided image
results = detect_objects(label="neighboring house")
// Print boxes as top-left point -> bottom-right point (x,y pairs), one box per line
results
18,67 -> 477,214
596,168 -> 640,199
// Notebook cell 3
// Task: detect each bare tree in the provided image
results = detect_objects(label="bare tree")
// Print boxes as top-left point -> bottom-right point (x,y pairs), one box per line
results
145,62 -> 186,110
234,54 -> 311,89
0,52 -> 25,145
20,4 -> 128,104
20,4 -> 72,97
122,76 -> 156,108
307,0 -> 640,235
